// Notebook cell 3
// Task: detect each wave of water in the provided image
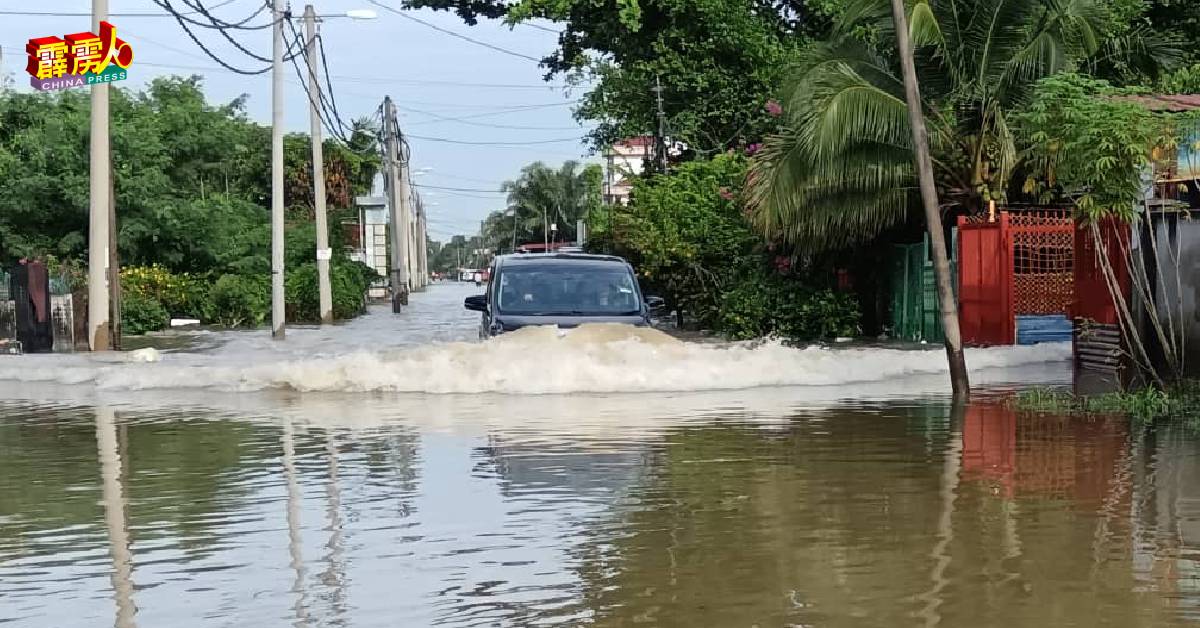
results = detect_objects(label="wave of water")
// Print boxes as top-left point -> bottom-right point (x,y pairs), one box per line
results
0,324 -> 1070,395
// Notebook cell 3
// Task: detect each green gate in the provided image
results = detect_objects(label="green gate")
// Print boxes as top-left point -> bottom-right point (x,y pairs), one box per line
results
891,231 -> 957,343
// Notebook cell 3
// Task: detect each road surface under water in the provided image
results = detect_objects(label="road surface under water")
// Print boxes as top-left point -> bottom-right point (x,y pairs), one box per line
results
0,283 -> 1197,627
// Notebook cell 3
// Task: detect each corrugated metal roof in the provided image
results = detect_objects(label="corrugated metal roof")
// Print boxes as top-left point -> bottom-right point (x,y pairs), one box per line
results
1114,94 -> 1200,112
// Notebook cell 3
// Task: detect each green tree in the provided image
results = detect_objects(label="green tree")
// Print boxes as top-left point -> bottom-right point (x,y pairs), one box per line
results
495,160 -> 603,247
744,0 -> 1178,254
404,0 -> 828,153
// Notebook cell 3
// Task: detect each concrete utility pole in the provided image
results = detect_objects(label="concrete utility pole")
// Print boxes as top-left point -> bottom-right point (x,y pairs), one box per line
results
889,0 -> 969,397
383,97 -> 409,311
303,5 -> 333,324
270,0 -> 287,338
653,76 -> 668,173
108,150 -> 121,350
88,0 -> 111,351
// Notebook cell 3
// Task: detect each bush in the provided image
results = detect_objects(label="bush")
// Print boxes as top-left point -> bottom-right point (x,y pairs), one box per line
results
286,260 -> 376,322
121,291 -> 169,335
718,271 -> 860,341
210,273 -> 270,328
121,265 -> 211,320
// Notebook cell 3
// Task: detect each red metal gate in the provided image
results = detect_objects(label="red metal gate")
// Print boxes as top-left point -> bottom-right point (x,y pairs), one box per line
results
957,215 -> 1013,345
957,209 -> 1077,346
1008,210 -> 1075,315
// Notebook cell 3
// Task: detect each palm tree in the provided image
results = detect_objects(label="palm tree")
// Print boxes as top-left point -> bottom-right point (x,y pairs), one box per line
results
745,0 -> 1176,252
500,160 -> 603,246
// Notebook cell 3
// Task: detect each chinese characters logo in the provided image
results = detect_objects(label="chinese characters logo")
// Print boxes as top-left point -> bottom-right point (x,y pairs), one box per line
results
26,21 -> 133,91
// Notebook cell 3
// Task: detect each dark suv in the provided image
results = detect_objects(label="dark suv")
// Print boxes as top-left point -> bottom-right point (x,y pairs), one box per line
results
464,253 -> 663,338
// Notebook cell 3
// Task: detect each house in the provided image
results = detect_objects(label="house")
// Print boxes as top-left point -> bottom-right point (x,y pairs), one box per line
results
353,192 -> 391,301
1074,94 -> 1200,379
603,136 -> 653,205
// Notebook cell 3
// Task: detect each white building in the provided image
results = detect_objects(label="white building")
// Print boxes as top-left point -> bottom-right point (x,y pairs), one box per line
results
352,192 -> 391,300
603,136 -> 653,205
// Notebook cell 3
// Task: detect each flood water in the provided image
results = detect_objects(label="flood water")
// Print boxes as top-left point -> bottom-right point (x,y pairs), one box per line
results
1,283 -> 1197,627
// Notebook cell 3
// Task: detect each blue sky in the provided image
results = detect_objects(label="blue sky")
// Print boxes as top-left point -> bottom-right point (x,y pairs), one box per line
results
0,0 -> 596,240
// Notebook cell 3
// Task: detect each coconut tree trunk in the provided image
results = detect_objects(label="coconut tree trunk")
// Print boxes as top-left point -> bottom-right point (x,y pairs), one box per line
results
889,0 -> 970,398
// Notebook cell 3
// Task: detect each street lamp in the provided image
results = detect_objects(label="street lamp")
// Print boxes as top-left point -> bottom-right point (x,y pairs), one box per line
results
310,9 -> 379,20
289,4 -> 377,327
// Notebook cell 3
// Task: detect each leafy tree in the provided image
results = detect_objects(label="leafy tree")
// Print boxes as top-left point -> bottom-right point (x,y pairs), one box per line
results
602,154 -> 759,323
404,0 -> 831,152
1015,73 -> 1190,385
744,0 -> 1178,254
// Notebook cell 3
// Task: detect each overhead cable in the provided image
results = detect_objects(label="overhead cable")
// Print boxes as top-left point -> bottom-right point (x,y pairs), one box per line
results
366,0 -> 543,63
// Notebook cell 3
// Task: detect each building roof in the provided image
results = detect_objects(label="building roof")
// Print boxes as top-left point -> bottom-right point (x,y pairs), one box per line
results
1114,94 -> 1200,112
612,136 -> 654,148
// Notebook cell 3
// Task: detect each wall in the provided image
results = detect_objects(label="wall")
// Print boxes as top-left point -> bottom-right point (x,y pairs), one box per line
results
0,294 -> 74,353
1148,214 -> 1200,376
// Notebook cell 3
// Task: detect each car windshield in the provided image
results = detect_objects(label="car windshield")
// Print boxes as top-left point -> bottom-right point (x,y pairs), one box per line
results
496,264 -> 641,315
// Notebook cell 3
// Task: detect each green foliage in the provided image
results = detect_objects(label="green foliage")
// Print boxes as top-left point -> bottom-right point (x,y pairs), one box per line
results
121,265 -> 211,320
481,161 -> 602,253
407,0 -> 826,153
719,271 -> 860,340
120,291 -> 169,336
0,76 -> 379,280
1014,73 -> 1177,222
604,154 -> 759,325
745,0 -> 1177,253
209,274 -> 270,328
592,153 -> 861,340
1014,383 -> 1200,422
286,261 -> 377,322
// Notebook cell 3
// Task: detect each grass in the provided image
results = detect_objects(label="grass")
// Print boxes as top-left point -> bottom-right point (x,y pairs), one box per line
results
1013,380 -> 1200,422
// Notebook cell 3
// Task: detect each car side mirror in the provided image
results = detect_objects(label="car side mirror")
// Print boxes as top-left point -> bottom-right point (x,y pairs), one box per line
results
464,294 -> 488,312
645,296 -> 666,313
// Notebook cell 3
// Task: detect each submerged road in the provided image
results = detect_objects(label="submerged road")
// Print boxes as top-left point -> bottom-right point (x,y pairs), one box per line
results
5,284 -> 1193,628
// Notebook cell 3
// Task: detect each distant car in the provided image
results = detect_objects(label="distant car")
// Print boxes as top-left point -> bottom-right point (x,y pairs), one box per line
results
464,253 -> 665,338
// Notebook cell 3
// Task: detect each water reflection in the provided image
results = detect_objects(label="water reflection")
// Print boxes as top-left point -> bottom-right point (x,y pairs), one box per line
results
95,407 -> 136,628
0,398 -> 1197,627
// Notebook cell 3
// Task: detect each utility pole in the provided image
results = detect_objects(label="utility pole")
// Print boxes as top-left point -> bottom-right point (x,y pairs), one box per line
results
270,0 -> 287,339
383,97 -> 409,311
88,0 -> 111,351
889,0 -> 969,397
108,148 -> 121,350
653,75 -> 668,173
304,5 -> 333,324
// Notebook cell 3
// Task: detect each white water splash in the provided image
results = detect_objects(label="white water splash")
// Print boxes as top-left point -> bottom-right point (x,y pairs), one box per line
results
0,323 -> 1070,395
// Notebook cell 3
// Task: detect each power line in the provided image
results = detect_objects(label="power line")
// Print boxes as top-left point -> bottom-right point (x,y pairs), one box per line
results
393,101 -> 584,131
366,0 -> 544,63
155,3 -> 271,74
406,133 -> 584,146
284,25 -> 352,142
148,0 -> 274,31
414,183 -> 505,194
316,32 -> 351,140
153,0 -> 276,62
0,0 -> 239,17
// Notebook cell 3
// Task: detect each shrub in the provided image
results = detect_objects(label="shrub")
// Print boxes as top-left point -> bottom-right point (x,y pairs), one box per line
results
210,273 -> 269,328
120,291 -> 169,335
718,271 -> 860,341
286,261 -> 376,322
121,265 -> 211,320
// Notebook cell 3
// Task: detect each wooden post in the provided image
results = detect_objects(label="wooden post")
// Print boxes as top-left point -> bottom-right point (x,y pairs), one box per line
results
889,0 -> 970,398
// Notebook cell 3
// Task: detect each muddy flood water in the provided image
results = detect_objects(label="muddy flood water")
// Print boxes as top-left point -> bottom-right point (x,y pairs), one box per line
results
1,284 -> 1197,627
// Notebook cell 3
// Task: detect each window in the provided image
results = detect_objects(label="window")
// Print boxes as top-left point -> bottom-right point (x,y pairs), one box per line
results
496,265 -> 640,315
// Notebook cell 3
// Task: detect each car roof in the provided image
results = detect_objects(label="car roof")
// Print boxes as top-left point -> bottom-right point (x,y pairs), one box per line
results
497,253 -> 630,267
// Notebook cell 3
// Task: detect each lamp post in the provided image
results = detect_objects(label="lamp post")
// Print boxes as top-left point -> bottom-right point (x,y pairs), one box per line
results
293,6 -> 377,326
